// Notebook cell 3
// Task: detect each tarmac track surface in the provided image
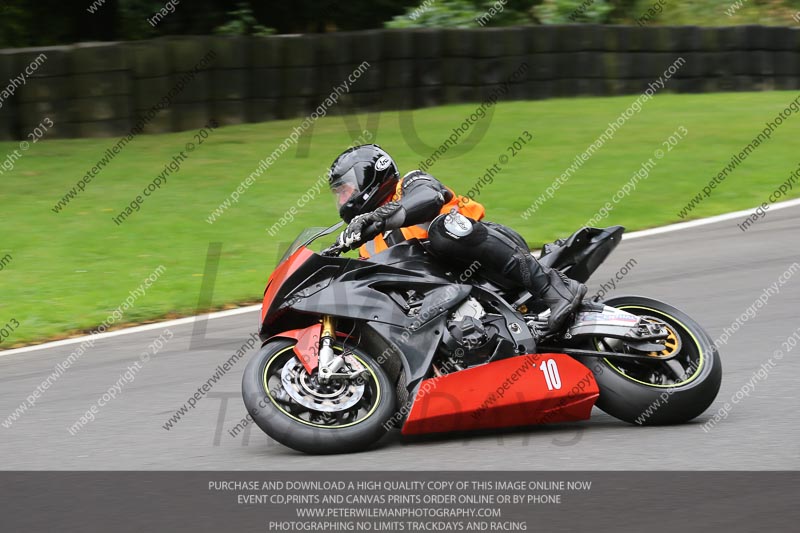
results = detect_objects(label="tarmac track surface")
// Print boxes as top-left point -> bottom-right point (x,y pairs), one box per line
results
2,206 -> 799,470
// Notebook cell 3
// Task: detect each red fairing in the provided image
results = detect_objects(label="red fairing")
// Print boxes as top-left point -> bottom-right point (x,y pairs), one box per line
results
261,246 -> 315,324
401,353 -> 599,435
270,327 -> 358,374
270,323 -> 322,374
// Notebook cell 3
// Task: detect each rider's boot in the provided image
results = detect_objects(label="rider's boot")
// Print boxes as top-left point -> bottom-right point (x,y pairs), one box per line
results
503,252 -> 587,332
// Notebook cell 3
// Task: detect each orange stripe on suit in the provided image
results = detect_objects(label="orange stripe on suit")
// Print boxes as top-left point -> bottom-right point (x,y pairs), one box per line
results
359,178 -> 485,259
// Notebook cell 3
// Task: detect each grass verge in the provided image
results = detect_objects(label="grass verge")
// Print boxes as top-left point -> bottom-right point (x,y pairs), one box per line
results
1,91 -> 798,346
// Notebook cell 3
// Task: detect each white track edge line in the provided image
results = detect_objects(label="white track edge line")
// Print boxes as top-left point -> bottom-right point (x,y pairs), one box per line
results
0,305 -> 260,358
623,197 -> 800,240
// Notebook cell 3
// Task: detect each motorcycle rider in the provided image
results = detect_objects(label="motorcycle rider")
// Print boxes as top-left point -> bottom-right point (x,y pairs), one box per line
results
328,144 -> 587,331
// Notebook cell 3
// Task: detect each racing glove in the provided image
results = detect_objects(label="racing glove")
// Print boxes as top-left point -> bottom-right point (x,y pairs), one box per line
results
335,212 -> 384,250
335,202 -> 405,250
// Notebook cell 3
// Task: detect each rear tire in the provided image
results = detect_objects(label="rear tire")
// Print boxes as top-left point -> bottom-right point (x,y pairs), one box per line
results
242,339 -> 396,454
576,296 -> 722,425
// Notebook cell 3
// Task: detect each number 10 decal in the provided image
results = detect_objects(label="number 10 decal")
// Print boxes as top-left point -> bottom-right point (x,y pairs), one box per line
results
540,359 -> 562,390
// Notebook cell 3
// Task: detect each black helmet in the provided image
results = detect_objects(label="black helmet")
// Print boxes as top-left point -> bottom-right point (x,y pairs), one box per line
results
328,144 -> 399,222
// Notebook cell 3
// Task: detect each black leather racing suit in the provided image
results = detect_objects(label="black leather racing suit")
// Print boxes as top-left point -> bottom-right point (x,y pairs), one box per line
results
355,170 -> 587,331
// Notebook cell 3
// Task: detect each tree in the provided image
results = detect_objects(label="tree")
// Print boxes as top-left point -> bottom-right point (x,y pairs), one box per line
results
386,0 -> 540,28
214,2 -> 275,36
534,0 -> 615,24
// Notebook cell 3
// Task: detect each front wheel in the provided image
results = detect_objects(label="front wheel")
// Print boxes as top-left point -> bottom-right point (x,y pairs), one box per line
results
242,338 -> 396,454
576,296 -> 722,425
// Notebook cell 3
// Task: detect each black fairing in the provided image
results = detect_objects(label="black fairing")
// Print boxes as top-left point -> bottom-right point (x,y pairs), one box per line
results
539,226 -> 625,283
262,228 -> 621,392
262,241 -> 476,386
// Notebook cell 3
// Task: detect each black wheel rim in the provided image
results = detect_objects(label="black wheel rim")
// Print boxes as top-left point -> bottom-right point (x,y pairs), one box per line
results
594,305 -> 704,388
262,345 -> 382,429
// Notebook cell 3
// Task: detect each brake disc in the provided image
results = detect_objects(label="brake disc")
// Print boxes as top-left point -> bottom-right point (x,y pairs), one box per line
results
280,355 -> 366,412
639,316 -> 682,358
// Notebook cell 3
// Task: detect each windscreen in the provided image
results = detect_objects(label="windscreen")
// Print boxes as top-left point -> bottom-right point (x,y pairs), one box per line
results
277,222 -> 344,263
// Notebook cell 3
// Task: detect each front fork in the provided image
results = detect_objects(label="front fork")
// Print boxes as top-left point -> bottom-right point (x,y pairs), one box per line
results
317,315 -> 344,383
316,315 -> 370,384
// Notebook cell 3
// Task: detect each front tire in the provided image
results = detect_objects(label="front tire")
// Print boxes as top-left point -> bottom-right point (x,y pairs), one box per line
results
577,296 -> 722,425
242,338 -> 396,454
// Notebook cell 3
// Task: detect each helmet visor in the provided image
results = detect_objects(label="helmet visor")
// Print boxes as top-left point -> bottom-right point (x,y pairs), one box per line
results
330,167 -> 360,210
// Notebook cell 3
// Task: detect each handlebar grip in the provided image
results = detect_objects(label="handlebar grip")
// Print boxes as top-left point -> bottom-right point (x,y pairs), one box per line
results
363,219 -> 385,237
321,219 -> 385,256
320,243 -> 344,257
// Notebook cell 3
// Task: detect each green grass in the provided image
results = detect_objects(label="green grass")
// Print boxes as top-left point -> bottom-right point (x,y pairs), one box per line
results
1,91 -> 799,346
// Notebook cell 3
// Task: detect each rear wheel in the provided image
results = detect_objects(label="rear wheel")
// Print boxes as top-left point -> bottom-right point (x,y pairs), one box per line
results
242,338 -> 396,454
576,296 -> 722,425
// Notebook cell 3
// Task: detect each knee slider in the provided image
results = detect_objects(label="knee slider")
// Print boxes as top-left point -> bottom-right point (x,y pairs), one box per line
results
428,213 -> 486,251
443,211 -> 474,238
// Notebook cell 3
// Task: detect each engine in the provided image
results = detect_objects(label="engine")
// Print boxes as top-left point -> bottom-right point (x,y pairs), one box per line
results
439,297 -> 499,370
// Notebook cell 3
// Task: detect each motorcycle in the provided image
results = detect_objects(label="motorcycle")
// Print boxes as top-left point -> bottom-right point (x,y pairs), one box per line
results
243,221 -> 722,454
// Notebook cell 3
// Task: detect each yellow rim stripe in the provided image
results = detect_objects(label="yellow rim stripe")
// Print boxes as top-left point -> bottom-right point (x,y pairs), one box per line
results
601,305 -> 704,388
262,345 -> 381,429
